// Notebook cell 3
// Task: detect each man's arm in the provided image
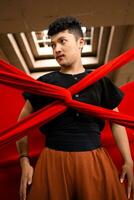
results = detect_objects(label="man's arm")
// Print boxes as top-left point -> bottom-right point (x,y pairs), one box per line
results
16,100 -> 34,200
111,107 -> 134,199
16,100 -> 33,165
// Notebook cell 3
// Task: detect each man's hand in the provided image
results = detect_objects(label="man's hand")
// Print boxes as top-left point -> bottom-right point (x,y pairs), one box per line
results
20,158 -> 34,200
120,161 -> 134,199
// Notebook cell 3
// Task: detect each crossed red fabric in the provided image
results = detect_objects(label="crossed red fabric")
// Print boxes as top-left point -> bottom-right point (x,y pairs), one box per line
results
0,48 -> 134,150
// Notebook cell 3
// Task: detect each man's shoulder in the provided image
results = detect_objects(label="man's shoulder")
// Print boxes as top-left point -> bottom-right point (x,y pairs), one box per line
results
86,68 -> 93,72
37,71 -> 58,82
85,68 -> 94,74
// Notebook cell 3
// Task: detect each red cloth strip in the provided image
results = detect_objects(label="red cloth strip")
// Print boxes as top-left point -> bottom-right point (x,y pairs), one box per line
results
0,49 -> 134,149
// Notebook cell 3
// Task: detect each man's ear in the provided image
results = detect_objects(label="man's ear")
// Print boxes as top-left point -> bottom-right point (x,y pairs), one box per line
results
78,37 -> 85,50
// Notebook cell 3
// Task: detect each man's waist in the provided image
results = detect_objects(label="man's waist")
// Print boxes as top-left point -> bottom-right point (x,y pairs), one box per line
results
45,132 -> 101,151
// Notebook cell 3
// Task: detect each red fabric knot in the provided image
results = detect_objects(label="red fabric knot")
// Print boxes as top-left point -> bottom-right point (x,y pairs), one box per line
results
0,48 -> 134,148
62,89 -> 73,105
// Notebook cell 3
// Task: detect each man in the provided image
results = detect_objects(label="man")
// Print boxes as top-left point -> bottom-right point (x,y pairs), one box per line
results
16,16 -> 134,200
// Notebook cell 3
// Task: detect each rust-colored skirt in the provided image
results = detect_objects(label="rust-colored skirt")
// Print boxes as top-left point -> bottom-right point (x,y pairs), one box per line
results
27,147 -> 128,200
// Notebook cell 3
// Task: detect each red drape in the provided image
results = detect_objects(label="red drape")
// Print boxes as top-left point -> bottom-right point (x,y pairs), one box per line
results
0,48 -> 134,148
0,49 -> 134,200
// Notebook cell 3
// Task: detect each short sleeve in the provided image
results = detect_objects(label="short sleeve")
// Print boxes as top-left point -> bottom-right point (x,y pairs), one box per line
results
23,75 -> 44,101
23,75 -> 54,111
22,91 -> 40,111
100,77 -> 124,109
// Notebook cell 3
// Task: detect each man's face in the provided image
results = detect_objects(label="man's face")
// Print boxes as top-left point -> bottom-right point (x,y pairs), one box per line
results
50,30 -> 84,67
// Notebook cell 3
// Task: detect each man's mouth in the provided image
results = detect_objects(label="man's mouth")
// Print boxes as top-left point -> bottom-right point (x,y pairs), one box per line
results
56,55 -> 65,60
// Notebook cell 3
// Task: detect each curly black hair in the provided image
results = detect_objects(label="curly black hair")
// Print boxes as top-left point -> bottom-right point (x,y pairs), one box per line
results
48,16 -> 83,39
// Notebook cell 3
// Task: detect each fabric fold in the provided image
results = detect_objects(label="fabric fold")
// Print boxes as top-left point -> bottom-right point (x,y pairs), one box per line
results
0,48 -> 134,149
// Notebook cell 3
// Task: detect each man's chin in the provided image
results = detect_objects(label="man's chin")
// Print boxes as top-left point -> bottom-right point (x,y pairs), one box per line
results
56,59 -> 70,67
57,62 -> 69,67
60,64 -> 70,68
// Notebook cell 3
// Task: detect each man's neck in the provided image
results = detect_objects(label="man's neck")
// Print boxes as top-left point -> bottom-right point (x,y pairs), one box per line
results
60,65 -> 85,75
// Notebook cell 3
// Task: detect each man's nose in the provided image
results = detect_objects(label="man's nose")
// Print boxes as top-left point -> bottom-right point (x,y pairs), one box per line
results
55,43 -> 62,53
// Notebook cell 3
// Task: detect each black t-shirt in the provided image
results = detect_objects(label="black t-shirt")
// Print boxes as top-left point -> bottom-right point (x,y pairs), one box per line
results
23,70 -> 124,151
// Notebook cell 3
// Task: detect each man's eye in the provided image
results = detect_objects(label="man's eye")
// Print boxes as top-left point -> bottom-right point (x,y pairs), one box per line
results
61,39 -> 66,44
51,44 -> 56,49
